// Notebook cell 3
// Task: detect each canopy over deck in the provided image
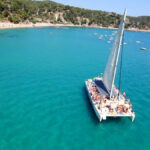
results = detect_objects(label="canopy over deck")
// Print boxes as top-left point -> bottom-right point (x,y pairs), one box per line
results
95,79 -> 110,96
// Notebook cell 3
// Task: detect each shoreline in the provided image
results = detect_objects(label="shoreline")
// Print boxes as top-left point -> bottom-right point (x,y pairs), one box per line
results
0,22 -> 150,32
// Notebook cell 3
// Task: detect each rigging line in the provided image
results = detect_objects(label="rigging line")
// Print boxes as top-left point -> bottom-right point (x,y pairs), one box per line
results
118,32 -> 125,91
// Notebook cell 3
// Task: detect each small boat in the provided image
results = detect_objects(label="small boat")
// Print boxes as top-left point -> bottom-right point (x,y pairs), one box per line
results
140,47 -> 146,50
98,35 -> 103,40
136,41 -> 141,43
109,37 -> 113,41
85,9 -> 135,122
123,42 -> 127,45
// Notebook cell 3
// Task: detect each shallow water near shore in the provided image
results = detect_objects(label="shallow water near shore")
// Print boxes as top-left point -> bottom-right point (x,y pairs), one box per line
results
0,27 -> 150,150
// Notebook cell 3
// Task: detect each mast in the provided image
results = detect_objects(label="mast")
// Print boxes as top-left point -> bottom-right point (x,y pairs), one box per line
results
103,9 -> 127,98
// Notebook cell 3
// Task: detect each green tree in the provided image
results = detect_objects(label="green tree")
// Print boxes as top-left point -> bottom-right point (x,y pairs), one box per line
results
3,10 -> 9,17
81,18 -> 86,25
8,15 -> 20,23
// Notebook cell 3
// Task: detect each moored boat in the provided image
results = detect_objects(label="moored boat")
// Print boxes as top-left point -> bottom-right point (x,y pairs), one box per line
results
136,41 -> 141,43
140,47 -> 146,50
98,35 -> 103,40
85,9 -> 135,122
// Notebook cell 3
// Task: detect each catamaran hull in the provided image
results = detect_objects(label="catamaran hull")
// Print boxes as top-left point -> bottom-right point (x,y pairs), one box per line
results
85,81 -> 102,122
85,80 -> 135,122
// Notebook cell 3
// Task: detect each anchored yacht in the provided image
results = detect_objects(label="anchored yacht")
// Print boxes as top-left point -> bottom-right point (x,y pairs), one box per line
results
85,9 -> 135,122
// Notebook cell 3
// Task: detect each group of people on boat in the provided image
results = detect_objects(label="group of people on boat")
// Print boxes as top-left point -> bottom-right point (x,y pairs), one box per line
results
87,79 -> 133,115
116,104 -> 132,113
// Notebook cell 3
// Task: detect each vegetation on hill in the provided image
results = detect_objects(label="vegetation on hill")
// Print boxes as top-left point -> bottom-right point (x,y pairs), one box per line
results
0,0 -> 150,30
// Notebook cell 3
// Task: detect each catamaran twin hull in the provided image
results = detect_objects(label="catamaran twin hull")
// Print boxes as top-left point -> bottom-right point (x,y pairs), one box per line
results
85,78 -> 135,122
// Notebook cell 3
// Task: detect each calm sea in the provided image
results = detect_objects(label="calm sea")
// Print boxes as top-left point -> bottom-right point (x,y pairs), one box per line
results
0,27 -> 150,150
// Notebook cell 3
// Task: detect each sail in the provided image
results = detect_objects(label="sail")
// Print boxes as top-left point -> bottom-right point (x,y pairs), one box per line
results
103,9 -> 127,96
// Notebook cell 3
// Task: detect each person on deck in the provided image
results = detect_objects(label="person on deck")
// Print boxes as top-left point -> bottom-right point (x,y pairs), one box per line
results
123,92 -> 126,97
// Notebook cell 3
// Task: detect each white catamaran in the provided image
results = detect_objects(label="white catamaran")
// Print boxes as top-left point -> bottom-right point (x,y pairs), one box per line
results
85,9 -> 135,122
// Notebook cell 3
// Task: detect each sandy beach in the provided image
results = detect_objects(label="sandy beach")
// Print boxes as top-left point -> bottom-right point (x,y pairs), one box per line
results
0,22 -> 150,32
0,22 -> 74,29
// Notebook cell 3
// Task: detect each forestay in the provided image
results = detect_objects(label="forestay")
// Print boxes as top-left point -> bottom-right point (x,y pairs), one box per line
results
103,9 -> 127,97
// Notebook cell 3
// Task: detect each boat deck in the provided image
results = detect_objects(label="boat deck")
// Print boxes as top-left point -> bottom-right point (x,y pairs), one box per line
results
85,77 -> 135,122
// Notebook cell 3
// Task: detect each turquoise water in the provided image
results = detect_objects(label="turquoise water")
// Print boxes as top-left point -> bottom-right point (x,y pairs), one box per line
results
0,27 -> 150,150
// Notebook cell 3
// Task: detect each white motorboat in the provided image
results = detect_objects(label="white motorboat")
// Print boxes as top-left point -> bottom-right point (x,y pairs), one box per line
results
140,47 -> 146,50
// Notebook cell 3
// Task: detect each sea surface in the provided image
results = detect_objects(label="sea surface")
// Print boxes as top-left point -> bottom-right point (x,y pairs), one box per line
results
0,27 -> 150,150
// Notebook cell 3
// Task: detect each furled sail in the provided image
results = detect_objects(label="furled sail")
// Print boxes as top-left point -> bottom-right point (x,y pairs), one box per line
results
103,9 -> 127,97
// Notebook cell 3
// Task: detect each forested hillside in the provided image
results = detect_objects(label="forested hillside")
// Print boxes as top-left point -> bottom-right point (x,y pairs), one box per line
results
0,0 -> 150,30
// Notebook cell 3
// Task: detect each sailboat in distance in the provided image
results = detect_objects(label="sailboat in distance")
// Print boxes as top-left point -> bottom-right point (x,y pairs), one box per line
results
85,9 -> 135,122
